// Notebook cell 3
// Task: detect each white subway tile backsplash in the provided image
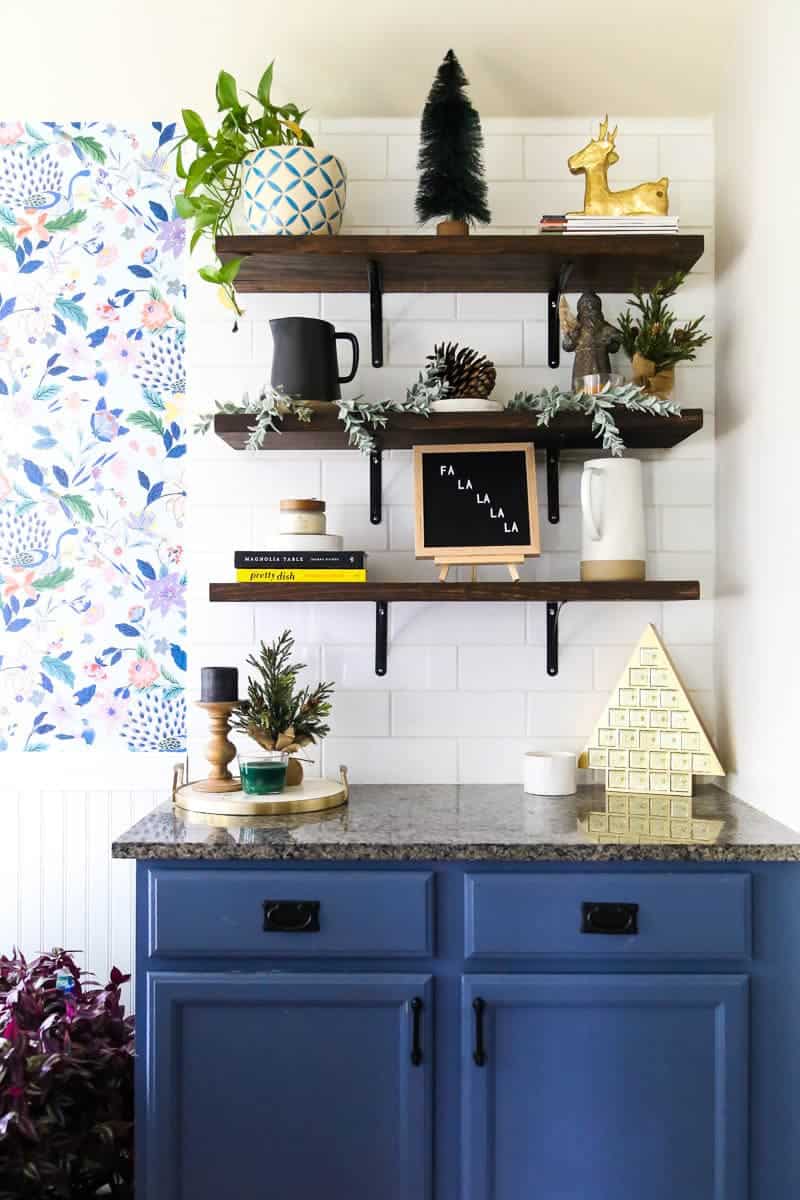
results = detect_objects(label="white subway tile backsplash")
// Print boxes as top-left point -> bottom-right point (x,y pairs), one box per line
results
389,321 -> 523,367
322,737 -> 457,783
459,644 -> 594,691
320,134 -> 387,179
660,134 -> 714,181
661,507 -> 715,552
393,691 -> 525,738
178,112 -> 715,786
392,602 -> 525,646
328,691 -> 391,737
324,644 -> 457,691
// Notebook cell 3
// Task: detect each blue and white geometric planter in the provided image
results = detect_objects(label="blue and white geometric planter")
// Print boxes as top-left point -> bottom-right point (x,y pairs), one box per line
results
242,146 -> 347,235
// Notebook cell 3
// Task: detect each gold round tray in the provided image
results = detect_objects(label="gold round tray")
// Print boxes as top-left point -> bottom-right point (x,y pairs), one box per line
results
173,769 -> 348,817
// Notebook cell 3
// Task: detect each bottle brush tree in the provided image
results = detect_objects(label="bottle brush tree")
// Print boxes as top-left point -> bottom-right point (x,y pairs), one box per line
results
415,50 -> 491,234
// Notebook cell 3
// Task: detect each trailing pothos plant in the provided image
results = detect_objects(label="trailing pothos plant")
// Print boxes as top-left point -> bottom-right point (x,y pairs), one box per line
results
507,382 -> 681,457
195,353 -> 451,454
175,63 -> 313,315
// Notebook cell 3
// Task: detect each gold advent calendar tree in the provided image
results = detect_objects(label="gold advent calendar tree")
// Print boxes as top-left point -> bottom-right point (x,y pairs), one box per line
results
579,624 -> 723,797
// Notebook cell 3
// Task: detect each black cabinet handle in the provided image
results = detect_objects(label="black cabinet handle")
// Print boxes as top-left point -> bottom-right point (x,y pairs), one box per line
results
472,997 -> 487,1067
262,900 -> 320,933
581,901 -> 639,936
410,997 -> 423,1066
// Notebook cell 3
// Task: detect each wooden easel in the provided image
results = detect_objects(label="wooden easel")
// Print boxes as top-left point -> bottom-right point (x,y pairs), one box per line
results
435,557 -> 523,583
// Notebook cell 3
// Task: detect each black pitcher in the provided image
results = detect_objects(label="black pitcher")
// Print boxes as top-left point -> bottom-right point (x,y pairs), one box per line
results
270,317 -> 359,402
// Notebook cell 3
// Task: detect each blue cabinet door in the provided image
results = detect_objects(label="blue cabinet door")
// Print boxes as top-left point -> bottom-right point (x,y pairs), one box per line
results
462,974 -> 748,1200
145,971 -> 433,1200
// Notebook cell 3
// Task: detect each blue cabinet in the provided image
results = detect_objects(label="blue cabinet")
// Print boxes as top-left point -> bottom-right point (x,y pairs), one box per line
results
145,971 -> 433,1199
136,859 -> 800,1200
462,974 -> 748,1200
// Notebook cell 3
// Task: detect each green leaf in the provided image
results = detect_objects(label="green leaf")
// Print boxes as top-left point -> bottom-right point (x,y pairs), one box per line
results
72,136 -> 106,163
45,209 -> 87,233
0,227 -> 16,253
35,568 -> 75,593
62,494 -> 93,522
54,296 -> 88,329
218,255 -> 243,285
216,70 -> 239,111
174,194 -> 196,218
128,410 -> 165,436
181,108 -> 210,147
198,266 -> 222,284
257,61 -> 274,108
0,205 -> 15,225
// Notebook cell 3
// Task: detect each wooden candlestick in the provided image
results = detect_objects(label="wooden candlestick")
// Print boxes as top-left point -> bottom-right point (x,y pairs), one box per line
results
194,701 -> 240,793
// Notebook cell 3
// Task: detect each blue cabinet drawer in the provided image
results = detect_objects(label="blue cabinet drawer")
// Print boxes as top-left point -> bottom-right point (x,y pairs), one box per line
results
147,867 -> 434,958
465,872 -> 751,960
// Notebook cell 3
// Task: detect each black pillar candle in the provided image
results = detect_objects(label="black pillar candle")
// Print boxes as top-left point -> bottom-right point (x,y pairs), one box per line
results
201,667 -> 239,703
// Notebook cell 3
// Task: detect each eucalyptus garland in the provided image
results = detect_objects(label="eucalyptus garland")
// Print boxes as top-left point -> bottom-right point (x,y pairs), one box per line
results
195,357 -> 450,454
196,376 -> 677,458
506,383 -> 681,457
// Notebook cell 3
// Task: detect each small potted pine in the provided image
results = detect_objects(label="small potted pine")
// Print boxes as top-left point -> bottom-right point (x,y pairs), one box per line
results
176,63 -> 347,313
231,630 -> 334,788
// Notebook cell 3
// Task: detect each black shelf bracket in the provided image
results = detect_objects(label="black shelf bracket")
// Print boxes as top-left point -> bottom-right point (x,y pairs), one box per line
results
375,600 -> 388,676
546,447 -> 560,524
547,262 -> 574,369
546,601 -> 565,677
369,449 -> 383,525
368,259 -> 383,367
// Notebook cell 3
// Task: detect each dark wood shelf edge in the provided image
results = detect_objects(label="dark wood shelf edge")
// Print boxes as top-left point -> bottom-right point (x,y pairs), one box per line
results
213,409 -> 704,453
209,581 -> 701,603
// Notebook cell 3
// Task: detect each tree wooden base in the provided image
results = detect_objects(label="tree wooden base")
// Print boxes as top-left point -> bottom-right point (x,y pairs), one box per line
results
436,219 -> 469,236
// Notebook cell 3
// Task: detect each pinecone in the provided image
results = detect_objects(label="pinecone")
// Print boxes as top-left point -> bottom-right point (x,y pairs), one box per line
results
429,342 -> 496,399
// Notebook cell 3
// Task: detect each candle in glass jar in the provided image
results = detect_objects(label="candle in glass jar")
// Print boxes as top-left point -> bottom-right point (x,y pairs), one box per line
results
200,666 -> 239,703
279,499 -> 326,535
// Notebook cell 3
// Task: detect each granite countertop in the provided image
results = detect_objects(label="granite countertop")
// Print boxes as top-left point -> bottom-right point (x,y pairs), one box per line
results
112,784 -> 800,862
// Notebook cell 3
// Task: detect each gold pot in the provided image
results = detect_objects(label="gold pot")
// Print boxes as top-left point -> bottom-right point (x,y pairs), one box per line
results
631,353 -> 675,398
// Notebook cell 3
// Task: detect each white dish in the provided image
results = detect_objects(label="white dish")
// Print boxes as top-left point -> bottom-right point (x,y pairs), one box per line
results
430,398 -> 504,413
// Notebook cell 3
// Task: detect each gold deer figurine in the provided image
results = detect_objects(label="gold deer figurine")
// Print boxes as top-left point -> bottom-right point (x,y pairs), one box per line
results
567,117 -> 669,217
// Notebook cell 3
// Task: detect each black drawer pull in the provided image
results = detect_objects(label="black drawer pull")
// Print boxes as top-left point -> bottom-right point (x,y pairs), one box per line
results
263,900 -> 320,933
410,997 -> 423,1066
473,997 -> 487,1067
581,901 -> 639,936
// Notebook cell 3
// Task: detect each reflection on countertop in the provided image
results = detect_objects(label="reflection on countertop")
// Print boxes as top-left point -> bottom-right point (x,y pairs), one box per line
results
112,784 -> 800,862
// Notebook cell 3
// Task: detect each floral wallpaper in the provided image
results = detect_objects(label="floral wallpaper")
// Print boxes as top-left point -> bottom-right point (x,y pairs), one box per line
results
0,122 -> 187,752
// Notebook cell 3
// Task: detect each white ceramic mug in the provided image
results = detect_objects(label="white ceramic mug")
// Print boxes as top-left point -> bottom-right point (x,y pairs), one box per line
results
580,458 -> 646,582
523,751 -> 577,796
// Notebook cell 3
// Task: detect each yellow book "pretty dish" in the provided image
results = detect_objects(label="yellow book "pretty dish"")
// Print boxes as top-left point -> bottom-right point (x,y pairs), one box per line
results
235,569 -> 367,583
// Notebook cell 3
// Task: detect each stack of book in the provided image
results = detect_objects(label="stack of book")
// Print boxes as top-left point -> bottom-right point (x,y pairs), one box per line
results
235,551 -> 367,584
539,214 -> 680,235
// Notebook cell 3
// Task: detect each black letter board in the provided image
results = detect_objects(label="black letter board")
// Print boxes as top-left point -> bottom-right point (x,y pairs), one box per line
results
413,442 -> 540,562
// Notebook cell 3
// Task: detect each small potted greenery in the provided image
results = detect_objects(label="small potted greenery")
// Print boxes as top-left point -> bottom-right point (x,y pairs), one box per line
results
175,63 -> 347,314
231,630 -> 334,787
616,271 -> 711,397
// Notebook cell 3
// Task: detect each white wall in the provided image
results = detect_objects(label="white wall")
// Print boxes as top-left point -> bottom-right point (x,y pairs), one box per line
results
1,0 -> 728,118
714,0 -> 799,825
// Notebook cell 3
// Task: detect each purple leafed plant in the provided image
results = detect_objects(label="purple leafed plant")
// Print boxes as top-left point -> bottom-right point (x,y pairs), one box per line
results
0,948 -> 134,1199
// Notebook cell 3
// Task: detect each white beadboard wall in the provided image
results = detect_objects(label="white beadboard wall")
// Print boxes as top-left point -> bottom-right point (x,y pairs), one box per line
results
3,116 -> 715,991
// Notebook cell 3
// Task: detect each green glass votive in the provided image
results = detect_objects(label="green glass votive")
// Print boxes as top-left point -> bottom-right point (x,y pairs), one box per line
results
239,751 -> 288,795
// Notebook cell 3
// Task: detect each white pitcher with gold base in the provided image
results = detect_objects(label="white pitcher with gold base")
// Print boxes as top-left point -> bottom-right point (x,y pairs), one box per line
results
580,458 -> 646,581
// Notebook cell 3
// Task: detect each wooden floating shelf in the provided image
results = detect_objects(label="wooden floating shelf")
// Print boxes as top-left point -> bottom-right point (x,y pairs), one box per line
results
209,581 -> 700,604
214,408 -> 704,453
216,233 -> 705,295
209,579 -> 700,676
